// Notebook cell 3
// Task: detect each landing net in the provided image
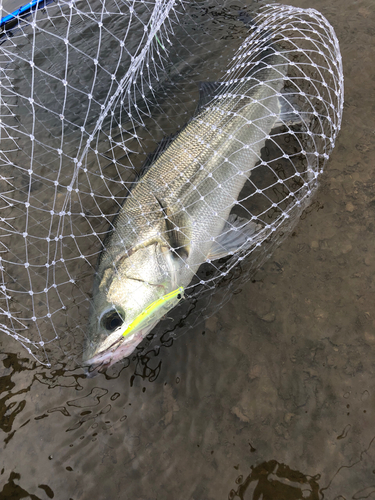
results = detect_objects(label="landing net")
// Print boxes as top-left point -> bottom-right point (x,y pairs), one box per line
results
0,0 -> 343,366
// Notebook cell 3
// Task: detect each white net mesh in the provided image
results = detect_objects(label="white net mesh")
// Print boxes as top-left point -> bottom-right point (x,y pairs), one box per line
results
0,0 -> 343,369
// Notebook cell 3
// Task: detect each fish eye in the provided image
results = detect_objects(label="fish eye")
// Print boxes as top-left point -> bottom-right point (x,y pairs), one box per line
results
101,309 -> 125,333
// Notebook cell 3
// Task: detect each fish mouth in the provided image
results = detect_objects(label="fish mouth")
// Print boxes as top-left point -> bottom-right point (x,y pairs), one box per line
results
83,323 -> 157,375
83,285 -> 184,375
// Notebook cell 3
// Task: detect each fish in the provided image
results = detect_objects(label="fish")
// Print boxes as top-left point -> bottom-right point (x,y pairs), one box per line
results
83,43 -> 297,370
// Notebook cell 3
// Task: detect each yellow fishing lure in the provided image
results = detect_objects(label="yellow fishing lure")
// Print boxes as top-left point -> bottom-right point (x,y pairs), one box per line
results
122,287 -> 184,338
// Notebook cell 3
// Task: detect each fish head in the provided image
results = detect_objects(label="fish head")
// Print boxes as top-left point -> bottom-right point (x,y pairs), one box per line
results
83,243 -> 183,370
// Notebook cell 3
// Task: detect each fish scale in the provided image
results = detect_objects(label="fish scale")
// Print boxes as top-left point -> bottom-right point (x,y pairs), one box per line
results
139,53 -> 288,268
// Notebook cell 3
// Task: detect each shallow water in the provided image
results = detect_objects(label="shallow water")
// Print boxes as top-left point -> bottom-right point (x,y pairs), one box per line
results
1,0 -> 375,498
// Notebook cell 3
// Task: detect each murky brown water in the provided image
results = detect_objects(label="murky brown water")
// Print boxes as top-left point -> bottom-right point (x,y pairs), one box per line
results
1,0 -> 375,498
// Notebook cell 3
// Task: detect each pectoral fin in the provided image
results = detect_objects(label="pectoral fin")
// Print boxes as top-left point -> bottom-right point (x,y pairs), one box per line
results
155,197 -> 191,260
274,91 -> 309,128
196,81 -> 222,114
208,214 -> 264,260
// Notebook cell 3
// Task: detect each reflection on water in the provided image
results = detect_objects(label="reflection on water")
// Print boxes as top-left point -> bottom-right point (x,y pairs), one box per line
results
1,0 -> 375,498
1,471 -> 54,500
229,461 -> 320,500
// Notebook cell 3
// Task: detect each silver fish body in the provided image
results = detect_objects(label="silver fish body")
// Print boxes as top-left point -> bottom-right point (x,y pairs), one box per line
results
83,48 -> 290,368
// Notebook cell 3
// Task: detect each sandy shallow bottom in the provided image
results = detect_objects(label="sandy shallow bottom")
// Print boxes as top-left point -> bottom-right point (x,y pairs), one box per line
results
1,0 -> 375,498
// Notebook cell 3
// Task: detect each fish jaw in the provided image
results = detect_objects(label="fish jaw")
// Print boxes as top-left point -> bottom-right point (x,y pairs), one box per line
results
83,321 -> 158,372
84,243 -> 174,370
